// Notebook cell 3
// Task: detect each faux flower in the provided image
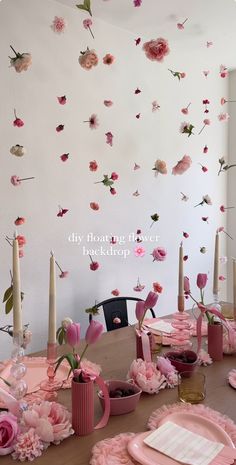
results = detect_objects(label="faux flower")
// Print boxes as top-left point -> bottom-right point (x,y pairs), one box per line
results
153,159 -> 167,175
194,194 -> 212,207
152,247 -> 167,262
152,100 -> 160,112
12,429 -> 43,461
89,160 -> 98,171
133,278 -> 145,292
104,100 -> 113,107
203,99 -> 210,113
10,175 -> 34,186
153,282 -> 163,293
54,258 -> 68,278
181,103 -> 191,115
10,145 -> 26,157
57,206 -> 68,217
217,226 -> 233,240
56,124 -> 64,132
9,45 -> 32,73
221,97 -> 236,105
134,162 -> 140,170
203,70 -> 209,77
207,41 -> 213,48
127,359 -> 166,394
113,317 -> 121,324
16,235 -> 26,247
198,119 -> 210,135
76,0 -> 92,17
134,246 -> 145,257
83,114 -> 99,129
60,153 -> 69,162
0,412 -> 19,456
136,113 -> 141,119
143,38 -> 170,62
169,69 -> 186,80
177,18 -> 188,30
133,0 -> 142,6
203,145 -> 208,153
135,38 -> 141,46
89,256 -> 99,271
172,155 -> 192,175
219,275 -> 226,281
199,164 -> 208,172
90,202 -> 99,211
105,132 -> 113,146
180,122 -> 194,137
218,112 -> 229,122
135,88 -> 141,94
51,16 -> 66,33
198,349 -> 212,366
181,192 -> 189,202
57,96 -> 67,105
14,217 -> 25,226
83,18 -> 94,39
220,205 -> 234,213
79,48 -> 98,70
183,232 -> 189,238
220,65 -> 228,78
13,110 -> 24,127
111,289 -> 120,296
150,213 -> 159,228
95,173 -> 118,194
133,189 -> 140,197
103,54 -> 115,65
200,247 -> 206,254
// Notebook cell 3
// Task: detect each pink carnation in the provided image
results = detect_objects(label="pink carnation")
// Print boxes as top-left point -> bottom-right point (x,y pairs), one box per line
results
197,349 -> 213,366
152,247 -> 167,262
12,429 -> 44,462
127,359 -> 166,394
51,16 -> 66,34
172,155 -> 192,175
143,37 -> 170,62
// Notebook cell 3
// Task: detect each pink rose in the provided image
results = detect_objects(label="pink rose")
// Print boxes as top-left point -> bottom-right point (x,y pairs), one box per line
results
143,37 -> 170,62
0,412 -> 19,455
172,155 -> 192,175
89,160 -> 98,172
152,247 -> 167,262
79,49 -> 98,70
11,53 -> 32,73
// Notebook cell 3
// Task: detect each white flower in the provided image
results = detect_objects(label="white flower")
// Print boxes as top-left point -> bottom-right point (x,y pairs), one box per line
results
203,194 -> 212,205
61,317 -> 73,329
10,145 -> 26,157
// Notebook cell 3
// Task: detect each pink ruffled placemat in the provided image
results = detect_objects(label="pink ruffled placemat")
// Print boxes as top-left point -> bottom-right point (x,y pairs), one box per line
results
90,404 -> 236,465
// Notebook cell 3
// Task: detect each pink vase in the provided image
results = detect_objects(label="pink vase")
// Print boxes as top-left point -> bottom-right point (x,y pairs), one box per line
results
71,376 -> 110,436
208,323 -> 223,361
136,329 -> 153,361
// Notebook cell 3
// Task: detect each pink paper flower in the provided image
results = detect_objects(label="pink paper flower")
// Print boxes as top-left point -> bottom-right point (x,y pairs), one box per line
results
111,289 -> 120,296
133,0 -> 142,6
172,155 -> 192,175
12,428 -> 43,461
127,359 -> 166,394
153,159 -> 167,175
79,48 -> 98,70
60,153 -> 69,162
197,349 -> 212,366
218,112 -> 229,122
134,246 -> 145,257
89,256 -> 99,271
13,110 -> 24,127
103,54 -> 115,65
152,247 -> 167,262
0,412 -> 19,456
9,46 -> 32,73
89,160 -> 98,171
80,359 -> 101,382
14,217 -> 25,226
143,37 -> 170,62
105,131 -> 113,146
84,114 -> 99,129
90,202 -> 99,211
51,16 -> 66,33
219,275 -> 226,281
57,96 -> 66,105
104,100 -> 113,107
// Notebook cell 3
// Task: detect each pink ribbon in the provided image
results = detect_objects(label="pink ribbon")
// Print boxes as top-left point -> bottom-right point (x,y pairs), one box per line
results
136,328 -> 152,362
94,376 -> 110,429
196,304 -> 234,353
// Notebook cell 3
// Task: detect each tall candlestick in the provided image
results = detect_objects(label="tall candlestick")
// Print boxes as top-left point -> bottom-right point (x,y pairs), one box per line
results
12,237 -> 22,336
213,232 -> 219,296
178,242 -> 184,312
48,253 -> 56,344
233,259 -> 236,321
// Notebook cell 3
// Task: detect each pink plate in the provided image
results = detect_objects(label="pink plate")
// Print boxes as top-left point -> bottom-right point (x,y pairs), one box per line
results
228,369 -> 236,389
127,412 -> 234,465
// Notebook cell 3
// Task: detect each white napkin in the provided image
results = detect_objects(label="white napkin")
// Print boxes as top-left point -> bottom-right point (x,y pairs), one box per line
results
145,320 -> 174,334
144,421 -> 224,465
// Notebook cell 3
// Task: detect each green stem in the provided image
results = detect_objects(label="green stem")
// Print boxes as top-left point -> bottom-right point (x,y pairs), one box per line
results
10,45 -> 18,56
79,343 -> 89,365
0,376 -> 11,387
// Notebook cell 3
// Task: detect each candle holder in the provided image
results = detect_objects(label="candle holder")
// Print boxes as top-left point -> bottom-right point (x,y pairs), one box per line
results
9,331 -> 28,403
212,293 -> 222,311
40,343 -> 62,398
170,312 -> 192,349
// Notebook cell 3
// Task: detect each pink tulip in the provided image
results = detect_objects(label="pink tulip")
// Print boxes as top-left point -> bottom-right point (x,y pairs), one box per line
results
196,273 -> 208,289
184,276 -> 190,294
85,320 -> 103,344
135,300 -> 146,321
66,323 -> 81,347
145,291 -> 158,308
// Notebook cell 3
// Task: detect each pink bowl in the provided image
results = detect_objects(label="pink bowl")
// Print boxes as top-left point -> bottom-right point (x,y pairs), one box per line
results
164,350 -> 198,374
98,380 -> 141,416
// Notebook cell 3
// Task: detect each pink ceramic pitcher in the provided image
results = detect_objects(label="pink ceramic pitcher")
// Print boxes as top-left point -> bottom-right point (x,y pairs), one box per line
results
71,375 -> 110,436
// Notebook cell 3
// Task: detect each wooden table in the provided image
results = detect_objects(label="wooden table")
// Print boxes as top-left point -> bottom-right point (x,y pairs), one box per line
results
2,321 -> 236,464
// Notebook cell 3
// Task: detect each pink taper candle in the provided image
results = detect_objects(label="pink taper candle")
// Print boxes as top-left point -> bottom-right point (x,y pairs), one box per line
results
48,253 -> 56,344
13,236 -> 23,336
178,242 -> 184,312
213,232 -> 219,296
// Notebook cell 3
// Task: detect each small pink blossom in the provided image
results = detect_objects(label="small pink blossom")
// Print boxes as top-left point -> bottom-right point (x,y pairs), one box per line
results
0,412 -> 19,456
143,37 -> 170,63
13,110 -> 24,127
111,289 -> 120,296
135,88 -> 141,94
56,124 -> 64,132
219,275 -> 226,281
83,19 -> 94,39
218,112 -> 229,122
79,48 -> 98,70
152,100 -> 160,112
113,317 -> 121,324
51,16 -> 66,33
89,160 -> 98,171
220,65 -> 228,78
221,97 -> 227,105
172,155 -> 192,175
105,131 -> 113,146
111,172 -> 118,180
199,164 -> 208,172
153,159 -> 167,175
59,271 -> 69,278
133,0 -> 142,6
14,217 -> 25,226
104,100 -> 113,107
110,187 -> 116,195
203,145 -> 208,154
152,247 -> 167,262
198,349 -> 212,366
152,282 -> 163,293
90,260 -> 99,271
181,108 -> 188,115
9,46 -> 32,73
134,246 -> 146,257
60,153 -> 69,162
203,70 -> 209,77
84,114 -> 99,129
103,54 -> 115,65
11,175 -> 21,186
183,232 -> 189,238
90,202 -> 99,211
177,18 -> 188,30
57,96 -> 66,105
133,278 -> 145,292
16,235 -> 26,247
198,119 -> 210,135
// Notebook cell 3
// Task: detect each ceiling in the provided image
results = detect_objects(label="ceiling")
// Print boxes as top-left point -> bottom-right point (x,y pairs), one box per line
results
54,0 -> 236,67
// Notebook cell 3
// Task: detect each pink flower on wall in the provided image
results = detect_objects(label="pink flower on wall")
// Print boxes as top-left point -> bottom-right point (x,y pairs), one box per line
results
89,255 -> 99,271
177,18 -> 188,29
135,87 -> 141,94
152,101 -> 160,112
9,46 -> 32,73
83,19 -> 94,39
57,96 -> 67,105
133,0 -> 142,6
172,155 -> 192,175
103,54 -> 115,65
89,160 -> 98,171
199,164 -> 208,172
169,69 -> 186,80
79,48 -> 98,70
220,65 -> 228,78
104,100 -> 113,107
56,124 -> 64,132
153,282 -> 163,293
111,289 -> 120,296
105,132 -> 113,146
181,103 -> 191,115
153,159 -> 167,175
152,247 -> 167,262
143,38 -> 170,62
180,122 -> 194,137
60,153 -> 69,162
90,202 -> 99,211
133,278 -> 145,291
198,119 -> 210,135
218,112 -> 230,122
10,175 -> 34,186
135,38 -> 141,46
15,217 -> 25,226
84,114 -> 99,129
203,145 -> 208,154
12,429 -> 44,462
51,16 -> 67,33
57,206 -> 68,217
134,246 -> 145,257
13,109 -> 24,127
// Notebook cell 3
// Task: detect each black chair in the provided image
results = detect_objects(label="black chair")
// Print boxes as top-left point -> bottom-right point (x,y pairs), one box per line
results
95,297 -> 156,332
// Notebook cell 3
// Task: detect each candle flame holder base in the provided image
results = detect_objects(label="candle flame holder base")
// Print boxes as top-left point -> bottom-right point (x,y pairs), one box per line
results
9,331 -> 28,401
170,312 -> 192,349
40,343 -> 62,394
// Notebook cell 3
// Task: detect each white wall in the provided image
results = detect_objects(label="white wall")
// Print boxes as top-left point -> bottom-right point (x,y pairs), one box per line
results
0,0 -> 228,359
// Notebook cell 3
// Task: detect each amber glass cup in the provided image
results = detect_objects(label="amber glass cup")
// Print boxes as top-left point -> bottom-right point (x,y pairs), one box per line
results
178,371 -> 205,404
